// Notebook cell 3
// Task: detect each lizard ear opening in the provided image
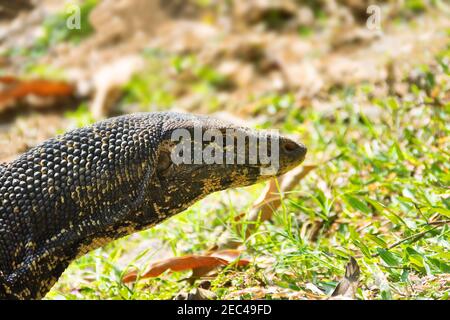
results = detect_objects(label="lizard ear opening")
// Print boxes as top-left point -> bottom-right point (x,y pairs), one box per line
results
156,151 -> 173,176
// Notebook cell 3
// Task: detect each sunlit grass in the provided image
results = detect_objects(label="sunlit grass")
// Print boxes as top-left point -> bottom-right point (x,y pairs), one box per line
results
47,45 -> 450,299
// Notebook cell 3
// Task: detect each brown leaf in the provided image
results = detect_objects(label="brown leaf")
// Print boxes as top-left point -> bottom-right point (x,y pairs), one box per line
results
142,255 -> 228,278
122,250 -> 250,283
187,249 -> 251,282
121,269 -> 139,283
209,249 -> 250,266
0,77 -> 74,110
330,257 -> 360,299
0,76 -> 18,84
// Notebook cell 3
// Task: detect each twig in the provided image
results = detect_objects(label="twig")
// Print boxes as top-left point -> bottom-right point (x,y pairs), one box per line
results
371,225 -> 442,258
423,219 -> 450,226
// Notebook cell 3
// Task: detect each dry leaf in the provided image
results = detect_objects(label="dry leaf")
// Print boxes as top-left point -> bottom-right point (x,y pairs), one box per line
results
0,77 -> 74,111
122,249 -> 250,283
330,257 -> 360,299
121,270 -> 139,283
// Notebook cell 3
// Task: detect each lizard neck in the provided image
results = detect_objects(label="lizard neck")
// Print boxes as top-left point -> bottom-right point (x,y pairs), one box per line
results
0,208 -> 160,299
1,229 -> 125,299
0,243 -> 76,299
0,155 -> 156,299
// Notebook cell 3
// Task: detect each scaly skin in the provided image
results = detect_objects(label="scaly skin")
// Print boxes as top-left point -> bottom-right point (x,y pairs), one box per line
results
0,112 -> 306,299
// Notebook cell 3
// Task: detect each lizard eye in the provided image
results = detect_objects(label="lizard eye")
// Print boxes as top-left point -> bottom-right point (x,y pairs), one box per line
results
157,151 -> 172,174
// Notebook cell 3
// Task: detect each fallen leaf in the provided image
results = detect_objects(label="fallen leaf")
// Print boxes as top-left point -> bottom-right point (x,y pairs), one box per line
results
121,269 -> 139,283
0,76 -> 18,84
0,77 -> 74,111
330,257 -> 361,299
305,282 -> 326,296
122,249 -> 250,283
209,249 -> 249,264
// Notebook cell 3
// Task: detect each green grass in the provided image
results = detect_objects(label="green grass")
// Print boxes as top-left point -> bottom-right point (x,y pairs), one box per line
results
47,46 -> 450,300
119,49 -> 232,113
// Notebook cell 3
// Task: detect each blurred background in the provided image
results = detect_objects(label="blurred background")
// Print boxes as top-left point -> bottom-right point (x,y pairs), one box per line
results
0,0 -> 449,300
1,0 -> 448,162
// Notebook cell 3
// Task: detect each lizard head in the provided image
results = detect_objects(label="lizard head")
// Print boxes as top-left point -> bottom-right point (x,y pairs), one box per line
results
149,112 -> 307,215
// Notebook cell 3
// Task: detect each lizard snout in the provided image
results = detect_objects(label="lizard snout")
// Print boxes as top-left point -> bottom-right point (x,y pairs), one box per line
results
280,138 -> 307,162
276,138 -> 307,174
